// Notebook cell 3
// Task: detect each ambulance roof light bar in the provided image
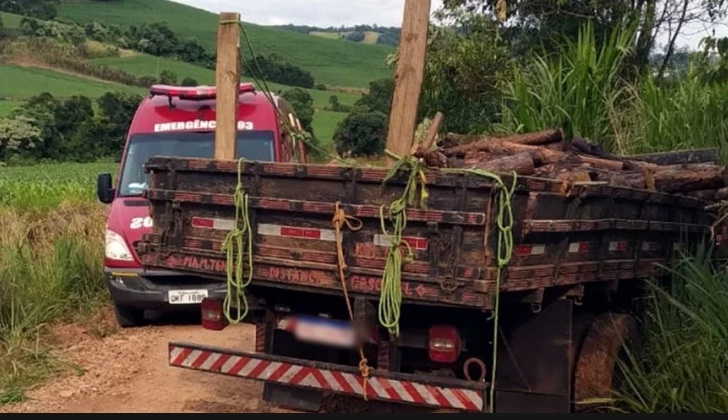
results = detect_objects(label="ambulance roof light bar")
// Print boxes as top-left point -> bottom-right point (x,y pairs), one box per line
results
149,83 -> 256,102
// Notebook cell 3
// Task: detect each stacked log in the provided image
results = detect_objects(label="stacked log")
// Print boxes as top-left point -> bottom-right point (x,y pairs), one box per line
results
415,127 -> 728,202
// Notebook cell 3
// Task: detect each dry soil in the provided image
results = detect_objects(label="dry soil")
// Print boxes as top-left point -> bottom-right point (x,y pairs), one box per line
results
0,308 -> 431,414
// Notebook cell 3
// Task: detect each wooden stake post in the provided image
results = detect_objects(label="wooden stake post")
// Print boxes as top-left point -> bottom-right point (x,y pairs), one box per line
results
385,0 -> 432,165
214,12 -> 241,161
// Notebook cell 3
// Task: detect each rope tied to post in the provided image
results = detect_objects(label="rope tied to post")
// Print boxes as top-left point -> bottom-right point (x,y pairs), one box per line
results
331,201 -> 372,400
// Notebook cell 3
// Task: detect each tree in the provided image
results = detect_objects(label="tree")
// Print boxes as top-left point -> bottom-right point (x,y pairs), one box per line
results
345,31 -> 366,42
419,8 -> 514,133
159,69 -> 178,85
280,88 -> 321,157
353,78 -> 394,115
181,77 -> 198,86
96,91 -> 143,159
442,0 -> 728,77
0,116 -> 43,162
333,108 -> 388,157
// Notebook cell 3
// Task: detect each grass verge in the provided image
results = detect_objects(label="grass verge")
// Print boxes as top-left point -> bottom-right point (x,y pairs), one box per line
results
0,162 -> 113,405
613,244 -> 728,412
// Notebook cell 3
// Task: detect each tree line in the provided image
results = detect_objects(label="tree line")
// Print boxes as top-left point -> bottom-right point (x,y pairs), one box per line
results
0,87 -> 320,165
274,23 -> 400,47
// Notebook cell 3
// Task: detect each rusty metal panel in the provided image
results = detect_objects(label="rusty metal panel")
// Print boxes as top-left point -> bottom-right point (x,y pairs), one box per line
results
138,157 -> 713,309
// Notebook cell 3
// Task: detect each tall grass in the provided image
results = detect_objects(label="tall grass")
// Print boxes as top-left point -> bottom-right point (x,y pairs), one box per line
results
500,21 -> 728,412
614,245 -> 728,412
0,163 -> 111,404
500,22 -> 634,152
614,72 -> 728,159
500,23 -> 728,160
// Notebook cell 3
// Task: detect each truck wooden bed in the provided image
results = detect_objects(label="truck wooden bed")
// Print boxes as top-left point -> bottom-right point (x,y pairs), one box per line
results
135,156 -> 714,309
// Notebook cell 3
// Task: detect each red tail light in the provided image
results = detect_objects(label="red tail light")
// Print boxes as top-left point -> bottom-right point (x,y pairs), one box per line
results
201,298 -> 228,331
428,325 -> 460,363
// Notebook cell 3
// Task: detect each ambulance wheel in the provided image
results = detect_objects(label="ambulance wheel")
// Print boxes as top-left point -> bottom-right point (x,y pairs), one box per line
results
112,303 -> 146,328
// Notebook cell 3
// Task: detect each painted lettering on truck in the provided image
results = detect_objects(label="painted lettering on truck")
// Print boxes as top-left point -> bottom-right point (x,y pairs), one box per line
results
153,120 -> 255,132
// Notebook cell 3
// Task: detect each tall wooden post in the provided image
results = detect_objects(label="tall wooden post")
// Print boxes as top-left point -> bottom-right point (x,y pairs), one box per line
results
214,12 -> 241,161
385,0 -> 431,165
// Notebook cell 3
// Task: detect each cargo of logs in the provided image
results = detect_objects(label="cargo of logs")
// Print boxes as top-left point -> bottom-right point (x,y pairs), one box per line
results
412,126 -> 728,202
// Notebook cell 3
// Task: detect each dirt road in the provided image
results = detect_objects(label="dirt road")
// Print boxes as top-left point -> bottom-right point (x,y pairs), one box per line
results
0,309 -> 425,414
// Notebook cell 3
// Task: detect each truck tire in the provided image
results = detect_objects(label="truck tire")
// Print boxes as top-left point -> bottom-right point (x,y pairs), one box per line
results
572,312 -> 638,411
112,303 -> 146,328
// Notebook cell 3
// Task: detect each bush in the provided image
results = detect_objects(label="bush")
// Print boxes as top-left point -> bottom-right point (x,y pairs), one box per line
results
181,77 -> 199,86
333,108 -> 388,157
245,53 -> 316,89
159,69 -> 177,85
345,31 -> 366,42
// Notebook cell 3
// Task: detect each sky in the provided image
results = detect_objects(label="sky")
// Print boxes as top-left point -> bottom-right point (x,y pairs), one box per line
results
170,0 -> 728,51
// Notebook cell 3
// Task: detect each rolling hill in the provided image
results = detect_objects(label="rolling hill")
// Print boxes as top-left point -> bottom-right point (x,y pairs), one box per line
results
88,54 -> 362,109
55,0 -> 394,88
0,64 -> 144,99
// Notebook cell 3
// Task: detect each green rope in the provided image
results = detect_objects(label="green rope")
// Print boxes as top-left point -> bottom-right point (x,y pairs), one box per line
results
378,151 -> 428,337
220,158 -> 254,324
444,167 -> 516,413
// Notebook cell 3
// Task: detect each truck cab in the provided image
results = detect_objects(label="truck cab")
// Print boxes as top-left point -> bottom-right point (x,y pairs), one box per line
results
96,83 -> 305,328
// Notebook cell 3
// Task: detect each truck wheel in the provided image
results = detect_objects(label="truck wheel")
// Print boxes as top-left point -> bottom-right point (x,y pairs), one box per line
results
572,312 -> 638,411
112,303 -> 146,328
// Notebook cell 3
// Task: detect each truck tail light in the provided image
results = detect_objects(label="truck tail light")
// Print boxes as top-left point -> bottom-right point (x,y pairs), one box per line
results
201,298 -> 228,331
428,325 -> 460,364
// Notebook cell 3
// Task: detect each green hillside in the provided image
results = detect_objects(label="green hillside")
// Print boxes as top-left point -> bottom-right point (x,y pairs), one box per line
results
56,0 -> 394,88
0,64 -> 144,98
0,12 -> 22,28
0,100 -> 23,117
89,55 -> 361,109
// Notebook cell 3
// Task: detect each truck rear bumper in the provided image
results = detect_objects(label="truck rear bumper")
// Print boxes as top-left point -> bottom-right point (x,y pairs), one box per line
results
168,341 -> 487,412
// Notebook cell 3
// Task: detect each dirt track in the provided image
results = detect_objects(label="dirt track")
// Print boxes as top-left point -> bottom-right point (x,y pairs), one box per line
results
0,309 -> 428,414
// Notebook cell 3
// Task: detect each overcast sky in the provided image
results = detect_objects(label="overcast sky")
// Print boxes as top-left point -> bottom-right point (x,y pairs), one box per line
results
170,0 -> 728,50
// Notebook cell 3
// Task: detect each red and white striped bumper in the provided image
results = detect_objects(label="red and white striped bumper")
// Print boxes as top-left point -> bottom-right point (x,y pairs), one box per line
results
168,342 -> 487,412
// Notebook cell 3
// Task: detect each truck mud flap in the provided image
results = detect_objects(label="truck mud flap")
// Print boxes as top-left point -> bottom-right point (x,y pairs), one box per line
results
168,342 -> 487,412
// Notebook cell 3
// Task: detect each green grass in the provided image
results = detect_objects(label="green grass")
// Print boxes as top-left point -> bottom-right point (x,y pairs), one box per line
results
312,110 -> 346,146
56,0 -> 394,88
0,162 -> 117,209
0,64 -> 144,99
612,245 -> 728,413
310,31 -> 341,40
0,101 -> 23,117
0,12 -> 22,28
0,162 -> 114,405
88,55 -> 361,109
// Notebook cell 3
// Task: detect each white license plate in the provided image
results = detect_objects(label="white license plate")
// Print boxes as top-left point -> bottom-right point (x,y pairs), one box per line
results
293,317 -> 355,348
168,289 -> 208,305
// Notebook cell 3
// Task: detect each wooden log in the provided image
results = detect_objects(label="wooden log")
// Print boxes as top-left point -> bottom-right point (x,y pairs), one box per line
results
621,148 -> 720,166
412,111 -> 444,156
443,139 -> 624,171
466,152 -> 536,175
685,189 -> 718,200
716,187 -> 728,201
443,128 -> 564,148
595,166 -> 728,193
